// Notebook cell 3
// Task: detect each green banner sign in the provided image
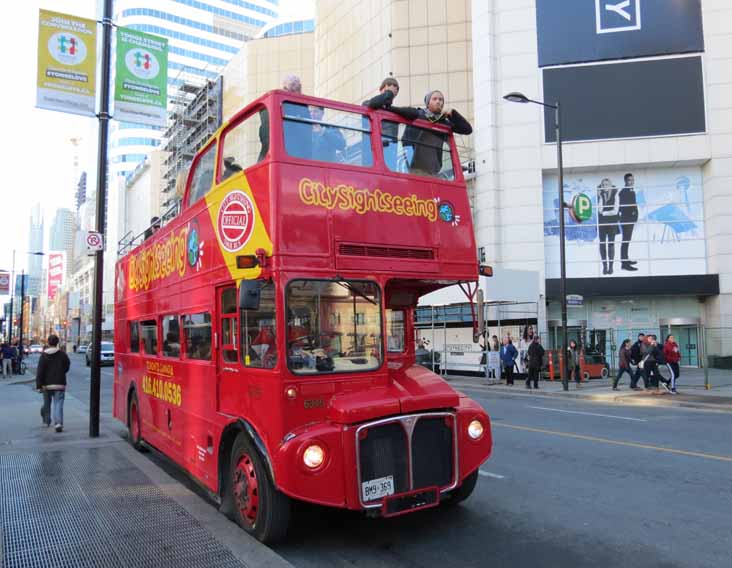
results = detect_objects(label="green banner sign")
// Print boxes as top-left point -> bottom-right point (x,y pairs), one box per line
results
570,193 -> 593,223
114,27 -> 168,127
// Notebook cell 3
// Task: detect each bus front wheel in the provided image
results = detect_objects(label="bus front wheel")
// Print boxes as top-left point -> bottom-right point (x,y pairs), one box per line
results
127,391 -> 144,451
225,434 -> 290,544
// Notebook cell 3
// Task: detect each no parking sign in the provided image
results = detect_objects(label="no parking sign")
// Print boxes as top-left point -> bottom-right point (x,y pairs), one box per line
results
86,231 -> 104,254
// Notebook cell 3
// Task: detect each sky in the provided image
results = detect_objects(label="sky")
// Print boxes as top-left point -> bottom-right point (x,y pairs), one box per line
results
0,0 -> 97,279
0,0 -> 313,284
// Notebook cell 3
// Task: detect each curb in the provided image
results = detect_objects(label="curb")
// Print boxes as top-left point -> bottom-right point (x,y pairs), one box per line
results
452,381 -> 732,413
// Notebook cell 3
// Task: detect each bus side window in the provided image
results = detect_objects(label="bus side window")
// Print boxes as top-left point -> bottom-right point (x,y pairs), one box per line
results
162,315 -> 181,358
183,313 -> 212,361
129,321 -> 140,353
241,281 -> 277,369
140,320 -> 158,355
220,108 -> 269,182
186,142 -> 217,207
386,309 -> 405,353
382,120 -> 454,180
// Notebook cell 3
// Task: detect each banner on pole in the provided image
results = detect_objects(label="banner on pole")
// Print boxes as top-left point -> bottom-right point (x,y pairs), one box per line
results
0,272 -> 9,295
114,27 -> 169,127
47,252 -> 66,301
36,9 -> 97,117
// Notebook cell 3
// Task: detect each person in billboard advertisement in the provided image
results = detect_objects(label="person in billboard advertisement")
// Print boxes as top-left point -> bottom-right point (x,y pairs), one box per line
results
618,173 -> 639,271
597,178 -> 620,275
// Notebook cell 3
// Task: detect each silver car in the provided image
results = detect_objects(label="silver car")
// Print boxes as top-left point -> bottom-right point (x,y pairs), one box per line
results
85,342 -> 115,367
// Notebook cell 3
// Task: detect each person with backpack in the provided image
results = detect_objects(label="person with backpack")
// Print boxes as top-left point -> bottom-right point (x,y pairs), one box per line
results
613,339 -> 633,390
629,333 -> 647,390
526,336 -> 545,390
663,334 -> 681,394
35,335 -> 70,433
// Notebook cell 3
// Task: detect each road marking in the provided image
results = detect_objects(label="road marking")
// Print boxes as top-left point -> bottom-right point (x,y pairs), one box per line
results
478,470 -> 505,479
494,423 -> 732,463
527,405 -> 647,422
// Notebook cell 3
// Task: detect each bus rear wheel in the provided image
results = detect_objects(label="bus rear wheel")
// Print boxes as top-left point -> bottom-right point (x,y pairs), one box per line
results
225,434 -> 290,544
444,470 -> 478,506
127,392 -> 144,451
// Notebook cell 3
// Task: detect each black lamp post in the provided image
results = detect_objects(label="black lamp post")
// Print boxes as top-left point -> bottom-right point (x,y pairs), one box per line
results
503,92 -> 569,391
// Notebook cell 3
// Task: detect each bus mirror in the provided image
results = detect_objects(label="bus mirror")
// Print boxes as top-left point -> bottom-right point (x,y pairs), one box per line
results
239,280 -> 262,310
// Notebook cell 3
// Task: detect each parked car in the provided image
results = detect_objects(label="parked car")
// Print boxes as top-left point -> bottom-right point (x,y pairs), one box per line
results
86,341 -> 115,367
77,344 -> 89,354
30,344 -> 43,354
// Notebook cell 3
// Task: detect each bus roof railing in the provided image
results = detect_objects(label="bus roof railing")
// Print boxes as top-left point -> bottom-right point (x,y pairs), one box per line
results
117,200 -> 181,257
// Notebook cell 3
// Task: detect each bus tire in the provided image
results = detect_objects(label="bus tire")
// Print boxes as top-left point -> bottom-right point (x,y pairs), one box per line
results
444,470 -> 478,506
127,391 -> 144,451
225,434 -> 290,544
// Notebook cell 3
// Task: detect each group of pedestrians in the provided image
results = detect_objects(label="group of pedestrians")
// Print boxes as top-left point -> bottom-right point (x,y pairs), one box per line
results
483,332 -> 547,390
613,332 -> 680,394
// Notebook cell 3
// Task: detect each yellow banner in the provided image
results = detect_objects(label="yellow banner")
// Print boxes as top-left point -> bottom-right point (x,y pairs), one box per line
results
36,9 -> 97,117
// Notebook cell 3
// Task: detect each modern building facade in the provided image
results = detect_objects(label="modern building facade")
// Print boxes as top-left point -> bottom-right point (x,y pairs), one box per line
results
49,208 -> 76,283
26,204 -> 44,298
470,0 -> 732,365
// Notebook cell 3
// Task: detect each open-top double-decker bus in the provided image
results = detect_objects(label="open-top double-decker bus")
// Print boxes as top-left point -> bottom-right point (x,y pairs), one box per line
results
114,90 -> 492,542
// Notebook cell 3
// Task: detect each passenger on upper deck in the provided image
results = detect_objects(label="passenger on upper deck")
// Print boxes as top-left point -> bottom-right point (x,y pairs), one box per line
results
280,74 -> 313,160
362,77 -> 419,121
404,90 -> 473,177
309,105 -> 346,162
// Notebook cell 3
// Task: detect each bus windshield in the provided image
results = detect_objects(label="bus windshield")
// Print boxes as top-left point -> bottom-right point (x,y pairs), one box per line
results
286,279 -> 383,374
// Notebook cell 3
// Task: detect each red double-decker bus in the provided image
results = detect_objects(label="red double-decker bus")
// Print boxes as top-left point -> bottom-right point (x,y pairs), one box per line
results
114,90 -> 492,542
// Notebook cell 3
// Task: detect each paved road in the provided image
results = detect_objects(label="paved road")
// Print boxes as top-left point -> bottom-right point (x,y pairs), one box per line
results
274,389 -> 732,568
37,357 -> 732,567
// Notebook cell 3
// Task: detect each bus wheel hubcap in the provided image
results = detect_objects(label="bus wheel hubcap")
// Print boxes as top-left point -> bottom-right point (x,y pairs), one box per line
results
233,454 -> 259,525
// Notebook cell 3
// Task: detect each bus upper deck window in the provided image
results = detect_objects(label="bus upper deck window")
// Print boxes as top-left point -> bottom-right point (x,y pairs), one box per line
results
220,108 -> 269,182
186,142 -> 217,208
282,102 -> 373,167
382,120 -> 454,181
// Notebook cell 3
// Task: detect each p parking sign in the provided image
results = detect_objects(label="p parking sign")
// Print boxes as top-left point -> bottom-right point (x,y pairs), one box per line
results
570,193 -> 592,223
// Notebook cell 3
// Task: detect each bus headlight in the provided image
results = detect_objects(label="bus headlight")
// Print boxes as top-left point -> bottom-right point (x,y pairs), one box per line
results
303,444 -> 325,468
468,419 -> 484,440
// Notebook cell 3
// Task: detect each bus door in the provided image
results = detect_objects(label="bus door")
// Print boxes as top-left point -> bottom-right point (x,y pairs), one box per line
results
217,285 -> 243,413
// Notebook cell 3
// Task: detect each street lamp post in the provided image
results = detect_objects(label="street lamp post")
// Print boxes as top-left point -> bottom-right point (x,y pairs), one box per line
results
503,92 -> 570,391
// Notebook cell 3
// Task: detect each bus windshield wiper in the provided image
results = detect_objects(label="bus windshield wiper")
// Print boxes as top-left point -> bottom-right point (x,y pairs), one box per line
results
336,280 -> 377,305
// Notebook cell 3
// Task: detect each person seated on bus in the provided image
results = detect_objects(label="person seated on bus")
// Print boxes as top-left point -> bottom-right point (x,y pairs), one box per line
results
403,90 -> 472,176
163,331 -> 180,357
309,105 -> 346,163
144,217 -> 161,241
280,75 -> 312,160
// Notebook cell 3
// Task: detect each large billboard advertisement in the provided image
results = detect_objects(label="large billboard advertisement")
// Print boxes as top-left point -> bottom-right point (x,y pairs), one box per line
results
36,9 -> 97,117
0,272 -> 9,295
113,27 -> 169,127
47,252 -> 66,301
536,0 -> 704,67
542,56 -> 706,143
543,167 -> 705,279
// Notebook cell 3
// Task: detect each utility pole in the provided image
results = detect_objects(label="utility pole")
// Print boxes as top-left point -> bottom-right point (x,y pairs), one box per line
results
18,271 -> 26,365
90,0 -> 113,438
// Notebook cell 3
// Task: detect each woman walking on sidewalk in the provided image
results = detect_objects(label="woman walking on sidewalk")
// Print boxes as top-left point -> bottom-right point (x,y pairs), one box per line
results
613,339 -> 632,390
566,339 -> 582,389
35,334 -> 70,433
663,335 -> 681,394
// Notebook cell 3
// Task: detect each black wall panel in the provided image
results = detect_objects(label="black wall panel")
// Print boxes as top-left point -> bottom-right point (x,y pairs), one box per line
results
542,56 -> 706,143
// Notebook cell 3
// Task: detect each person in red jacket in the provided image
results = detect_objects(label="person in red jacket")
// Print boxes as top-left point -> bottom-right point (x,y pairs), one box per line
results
663,335 -> 681,394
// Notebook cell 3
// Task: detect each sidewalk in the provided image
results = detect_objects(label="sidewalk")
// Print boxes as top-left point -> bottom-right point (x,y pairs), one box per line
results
0,381 -> 292,568
446,368 -> 732,413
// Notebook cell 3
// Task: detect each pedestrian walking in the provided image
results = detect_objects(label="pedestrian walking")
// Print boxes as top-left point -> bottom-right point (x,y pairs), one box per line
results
663,334 -> 681,394
613,339 -> 633,390
35,335 -> 70,433
643,335 -> 670,392
2,342 -> 14,378
565,339 -> 581,390
630,333 -> 647,389
526,336 -> 544,390
499,337 -> 518,386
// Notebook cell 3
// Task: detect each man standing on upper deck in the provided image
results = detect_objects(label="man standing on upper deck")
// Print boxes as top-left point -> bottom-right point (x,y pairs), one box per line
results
403,90 -> 473,176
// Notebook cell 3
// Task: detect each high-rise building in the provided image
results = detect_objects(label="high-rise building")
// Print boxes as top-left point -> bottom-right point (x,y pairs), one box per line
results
49,208 -> 76,283
109,0 -> 279,179
27,204 -> 44,297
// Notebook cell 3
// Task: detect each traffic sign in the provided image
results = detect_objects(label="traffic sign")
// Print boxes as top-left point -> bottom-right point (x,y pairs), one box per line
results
569,193 -> 593,223
567,294 -> 584,307
86,231 -> 104,254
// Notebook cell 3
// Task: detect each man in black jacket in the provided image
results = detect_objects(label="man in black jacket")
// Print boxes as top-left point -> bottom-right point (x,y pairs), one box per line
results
618,173 -> 639,271
35,335 -> 70,433
526,336 -> 545,390
629,333 -> 647,390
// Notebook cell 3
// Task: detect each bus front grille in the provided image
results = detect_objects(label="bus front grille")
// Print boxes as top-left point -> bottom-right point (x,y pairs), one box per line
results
357,413 -> 457,508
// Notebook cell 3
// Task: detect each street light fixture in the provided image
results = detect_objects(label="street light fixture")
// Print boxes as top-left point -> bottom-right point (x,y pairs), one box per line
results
503,91 -> 570,391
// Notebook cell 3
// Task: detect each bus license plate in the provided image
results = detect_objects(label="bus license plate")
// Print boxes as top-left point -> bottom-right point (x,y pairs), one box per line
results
362,475 -> 394,502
